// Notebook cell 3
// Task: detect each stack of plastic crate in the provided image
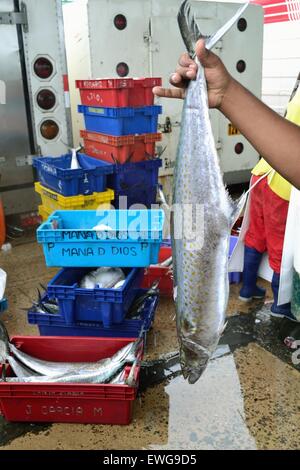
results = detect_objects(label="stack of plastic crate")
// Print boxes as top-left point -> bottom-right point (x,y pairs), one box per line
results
33,152 -> 115,221
27,209 -> 164,338
76,77 -> 163,208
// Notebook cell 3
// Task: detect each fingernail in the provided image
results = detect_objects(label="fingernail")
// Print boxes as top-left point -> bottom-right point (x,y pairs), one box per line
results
186,70 -> 194,78
171,74 -> 179,83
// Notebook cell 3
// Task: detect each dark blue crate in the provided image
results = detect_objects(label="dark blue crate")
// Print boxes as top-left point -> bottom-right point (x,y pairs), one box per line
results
109,159 -> 162,192
47,267 -> 143,327
108,159 -> 161,209
0,298 -> 8,315
37,210 -> 164,268
78,105 -> 162,136
114,186 -> 158,209
33,153 -> 114,197
27,289 -> 158,338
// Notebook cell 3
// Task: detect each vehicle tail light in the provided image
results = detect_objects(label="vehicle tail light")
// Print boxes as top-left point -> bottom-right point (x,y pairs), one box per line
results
37,89 -> 56,110
34,57 -> 53,79
40,120 -> 59,140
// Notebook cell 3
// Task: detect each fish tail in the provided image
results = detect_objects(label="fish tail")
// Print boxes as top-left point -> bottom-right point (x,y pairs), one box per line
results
177,0 -> 202,57
178,1 -> 249,55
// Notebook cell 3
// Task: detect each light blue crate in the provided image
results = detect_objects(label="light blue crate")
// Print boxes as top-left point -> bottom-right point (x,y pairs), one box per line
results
37,210 -> 164,268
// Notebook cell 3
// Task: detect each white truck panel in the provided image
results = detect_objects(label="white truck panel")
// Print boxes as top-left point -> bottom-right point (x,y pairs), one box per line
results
63,0 -> 90,148
22,0 -> 72,155
82,0 -> 263,186
262,20 -> 300,114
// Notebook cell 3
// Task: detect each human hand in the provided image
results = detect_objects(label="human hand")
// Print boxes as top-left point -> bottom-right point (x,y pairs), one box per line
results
153,38 -> 232,109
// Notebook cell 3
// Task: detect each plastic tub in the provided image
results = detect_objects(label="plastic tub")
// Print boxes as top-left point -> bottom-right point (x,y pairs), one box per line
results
33,153 -> 114,197
76,77 -> 162,107
0,336 -> 142,424
114,186 -> 158,209
36,209 -> 164,267
108,159 -> 162,193
27,290 -> 158,338
141,246 -> 173,297
47,267 -> 143,326
35,182 -> 114,214
78,105 -> 162,136
81,130 -> 162,163
142,236 -> 242,294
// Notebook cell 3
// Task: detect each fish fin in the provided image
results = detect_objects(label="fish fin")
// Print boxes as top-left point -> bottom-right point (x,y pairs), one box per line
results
0,320 -> 10,363
157,145 -> 167,159
110,153 -> 119,165
37,288 -> 43,306
126,359 -> 140,387
205,3 -> 249,51
219,320 -> 228,337
157,186 -> 170,210
178,0 -> 202,57
125,152 -> 134,164
228,191 -> 247,229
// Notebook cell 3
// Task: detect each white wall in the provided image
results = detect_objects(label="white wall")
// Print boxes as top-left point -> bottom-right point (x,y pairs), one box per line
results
63,0 -> 91,147
262,20 -> 300,115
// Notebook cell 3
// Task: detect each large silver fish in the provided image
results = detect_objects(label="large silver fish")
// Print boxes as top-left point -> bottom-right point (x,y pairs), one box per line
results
172,1 -> 248,384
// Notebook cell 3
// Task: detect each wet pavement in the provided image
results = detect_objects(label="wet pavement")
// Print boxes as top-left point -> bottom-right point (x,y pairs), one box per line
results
0,239 -> 299,450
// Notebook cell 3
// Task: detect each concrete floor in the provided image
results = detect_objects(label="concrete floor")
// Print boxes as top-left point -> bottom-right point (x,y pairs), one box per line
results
0,237 -> 299,450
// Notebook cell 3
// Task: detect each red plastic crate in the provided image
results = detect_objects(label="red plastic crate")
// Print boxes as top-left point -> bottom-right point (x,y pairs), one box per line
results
142,246 -> 173,297
81,130 -> 162,163
76,77 -> 162,107
0,336 -> 142,425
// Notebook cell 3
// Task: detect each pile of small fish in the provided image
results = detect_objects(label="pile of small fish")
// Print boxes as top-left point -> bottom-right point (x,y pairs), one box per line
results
27,279 -> 159,319
79,267 -> 125,289
0,322 -> 141,385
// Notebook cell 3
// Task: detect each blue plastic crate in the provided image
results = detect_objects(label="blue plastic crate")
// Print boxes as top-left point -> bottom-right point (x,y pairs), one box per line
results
108,159 -> 161,209
27,289 -> 158,338
114,186 -> 158,209
36,209 -> 164,267
33,153 -> 114,197
109,159 -> 162,192
0,298 -> 8,315
47,267 -> 143,327
78,105 -> 162,136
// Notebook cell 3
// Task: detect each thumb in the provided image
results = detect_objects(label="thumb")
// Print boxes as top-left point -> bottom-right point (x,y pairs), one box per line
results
195,38 -> 218,69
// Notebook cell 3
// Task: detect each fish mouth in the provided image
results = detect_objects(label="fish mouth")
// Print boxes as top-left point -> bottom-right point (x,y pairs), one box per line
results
181,362 -> 208,384
180,338 -> 210,384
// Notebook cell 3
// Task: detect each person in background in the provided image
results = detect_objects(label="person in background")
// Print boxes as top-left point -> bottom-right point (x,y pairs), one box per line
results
153,39 -> 300,322
238,87 -> 300,320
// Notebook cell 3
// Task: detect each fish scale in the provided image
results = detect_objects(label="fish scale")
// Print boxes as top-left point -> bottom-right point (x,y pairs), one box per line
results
173,1 -> 248,384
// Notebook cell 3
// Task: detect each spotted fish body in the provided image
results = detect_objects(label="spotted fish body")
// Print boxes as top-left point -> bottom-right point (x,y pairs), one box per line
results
173,1 -> 248,384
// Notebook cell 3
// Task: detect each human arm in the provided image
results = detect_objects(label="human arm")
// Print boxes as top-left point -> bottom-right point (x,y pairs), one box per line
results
153,39 -> 300,189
